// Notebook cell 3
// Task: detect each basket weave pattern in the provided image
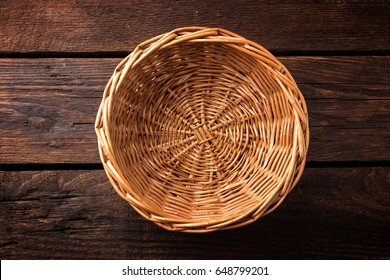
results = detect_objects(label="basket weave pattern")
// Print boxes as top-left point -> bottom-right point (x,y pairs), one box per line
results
95,27 -> 309,232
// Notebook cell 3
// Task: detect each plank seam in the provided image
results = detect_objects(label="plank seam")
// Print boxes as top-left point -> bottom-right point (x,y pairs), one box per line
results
0,161 -> 389,171
0,50 -> 389,59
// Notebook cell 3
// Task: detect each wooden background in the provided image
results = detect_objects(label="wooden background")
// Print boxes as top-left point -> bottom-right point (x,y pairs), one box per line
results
0,0 -> 389,259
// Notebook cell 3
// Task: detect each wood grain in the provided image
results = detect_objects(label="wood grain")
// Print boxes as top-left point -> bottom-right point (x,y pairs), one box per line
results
1,56 -> 389,163
1,0 -> 389,53
0,167 -> 389,259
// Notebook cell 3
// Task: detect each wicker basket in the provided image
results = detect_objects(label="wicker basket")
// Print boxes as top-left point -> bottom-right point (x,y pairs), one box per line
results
95,27 -> 309,232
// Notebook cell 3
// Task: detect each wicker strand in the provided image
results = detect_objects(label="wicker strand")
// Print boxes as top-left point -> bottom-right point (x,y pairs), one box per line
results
95,27 -> 309,232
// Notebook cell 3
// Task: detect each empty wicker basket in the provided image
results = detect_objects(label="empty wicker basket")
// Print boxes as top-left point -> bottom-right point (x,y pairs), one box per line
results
95,27 -> 309,232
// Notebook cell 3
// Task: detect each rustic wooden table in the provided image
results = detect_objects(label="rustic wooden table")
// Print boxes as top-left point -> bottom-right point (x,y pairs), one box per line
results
0,0 -> 389,259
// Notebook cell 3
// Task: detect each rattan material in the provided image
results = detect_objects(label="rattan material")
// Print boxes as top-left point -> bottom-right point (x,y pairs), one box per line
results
95,27 -> 309,232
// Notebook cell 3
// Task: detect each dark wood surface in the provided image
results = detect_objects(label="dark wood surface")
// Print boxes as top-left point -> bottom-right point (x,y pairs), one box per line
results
1,0 -> 389,53
1,168 -> 389,259
0,0 -> 389,259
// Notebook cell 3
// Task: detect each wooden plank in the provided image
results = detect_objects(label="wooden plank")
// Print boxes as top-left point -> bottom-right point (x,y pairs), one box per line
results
0,167 -> 389,259
1,56 -> 389,163
0,0 -> 389,53
0,58 -> 108,164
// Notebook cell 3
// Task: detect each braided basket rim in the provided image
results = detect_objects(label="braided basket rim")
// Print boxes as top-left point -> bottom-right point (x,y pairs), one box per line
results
95,26 -> 309,232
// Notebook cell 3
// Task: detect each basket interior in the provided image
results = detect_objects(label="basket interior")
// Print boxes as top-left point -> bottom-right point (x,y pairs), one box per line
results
108,42 -> 297,222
